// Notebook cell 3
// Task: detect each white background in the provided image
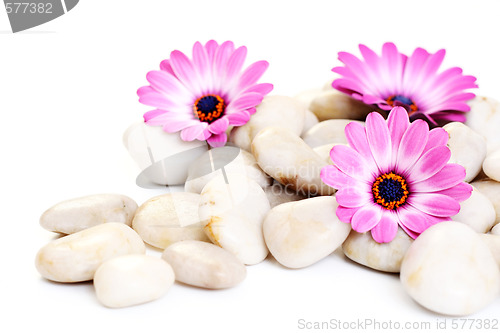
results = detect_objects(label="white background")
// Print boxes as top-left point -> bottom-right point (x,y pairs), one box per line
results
1,1 -> 500,332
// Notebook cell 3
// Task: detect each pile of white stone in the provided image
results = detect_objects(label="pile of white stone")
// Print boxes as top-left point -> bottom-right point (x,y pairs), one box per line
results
35,87 -> 500,316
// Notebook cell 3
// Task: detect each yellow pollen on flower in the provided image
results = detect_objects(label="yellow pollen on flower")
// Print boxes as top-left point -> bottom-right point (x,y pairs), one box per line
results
372,172 -> 409,210
386,95 -> 418,115
193,94 -> 225,123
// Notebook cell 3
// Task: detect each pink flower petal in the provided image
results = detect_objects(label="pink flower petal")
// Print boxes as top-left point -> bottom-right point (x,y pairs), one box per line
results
410,163 -> 466,192
237,60 -> 269,89
396,119 -> 429,174
344,122 -> 378,171
180,124 -> 207,141
204,40 -> 219,63
422,127 -> 448,152
351,203 -> 383,233
225,93 -> 264,114
329,145 -> 375,183
145,70 -> 192,103
434,182 -> 473,202
225,111 -> 250,126
408,193 -> 461,217
406,146 -> 451,183
397,204 -> 433,233
365,111 -> 392,173
335,187 -> 372,208
398,222 -> 420,240
370,210 -> 399,243
320,165 -> 371,190
206,132 -> 227,147
225,46 -> 247,81
159,59 -> 176,77
387,106 -> 409,165
161,119 -> 199,133
336,205 -> 358,223
169,50 -> 202,96
208,117 -> 229,134
144,109 -> 193,125
242,83 -> 274,96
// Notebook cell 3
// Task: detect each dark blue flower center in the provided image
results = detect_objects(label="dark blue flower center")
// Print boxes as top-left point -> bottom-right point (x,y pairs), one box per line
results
392,95 -> 413,105
372,172 -> 409,210
194,94 -> 225,123
386,95 -> 418,114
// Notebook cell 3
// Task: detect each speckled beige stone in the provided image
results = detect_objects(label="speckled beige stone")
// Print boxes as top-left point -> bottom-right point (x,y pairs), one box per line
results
94,254 -> 174,308
162,240 -> 246,289
342,227 -> 413,273
35,223 -> 146,282
132,193 -> 209,249
400,222 -> 500,316
40,194 -> 138,234
309,90 -> 373,121
263,196 -> 351,268
252,127 -> 335,196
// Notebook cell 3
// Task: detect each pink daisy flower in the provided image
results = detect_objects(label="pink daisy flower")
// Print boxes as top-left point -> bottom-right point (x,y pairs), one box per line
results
332,43 -> 477,125
320,107 -> 472,243
138,40 -> 273,147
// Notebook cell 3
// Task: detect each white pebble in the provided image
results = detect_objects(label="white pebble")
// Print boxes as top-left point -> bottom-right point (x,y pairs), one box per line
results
199,174 -> 270,265
301,110 -> 319,136
162,240 -> 246,289
303,119 -> 363,148
35,223 -> 145,282
39,194 -> 137,234
123,121 -> 208,185
263,196 -> 351,268
491,223 -> 500,235
309,90 -> 373,121
184,146 -> 271,193
252,127 -> 335,196
264,181 -> 307,208
229,95 -> 306,151
483,148 -> 500,182
94,254 -> 174,308
472,180 -> 500,224
444,122 -> 487,182
313,143 -> 345,165
452,186 -> 496,233
479,234 -> 500,268
293,88 -> 324,110
342,228 -> 413,273
466,96 -> 500,153
132,193 -> 209,249
400,222 -> 500,316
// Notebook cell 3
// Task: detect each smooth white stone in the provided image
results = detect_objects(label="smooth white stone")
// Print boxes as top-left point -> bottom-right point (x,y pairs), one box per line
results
229,95 -> 306,151
132,193 -> 209,249
263,196 -> 351,268
35,223 -> 146,282
94,254 -> 174,308
303,119 -> 363,148
293,88 -> 323,110
264,181 -> 307,208
472,180 -> 500,224
491,224 -> 500,235
301,110 -> 319,136
162,240 -> 246,289
342,227 -> 413,273
40,194 -> 138,234
466,96 -> 500,153
309,90 -> 373,121
479,234 -> 500,268
443,122 -> 487,182
123,121 -> 208,185
184,146 -> 272,193
452,186 -> 496,233
483,148 -> 500,182
400,222 -> 500,316
199,174 -> 270,265
252,127 -> 335,196
313,143 -> 345,165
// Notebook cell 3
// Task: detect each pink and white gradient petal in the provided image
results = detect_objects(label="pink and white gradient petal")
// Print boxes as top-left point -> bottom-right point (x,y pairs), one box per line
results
371,210 -> 399,243
351,203 -> 383,233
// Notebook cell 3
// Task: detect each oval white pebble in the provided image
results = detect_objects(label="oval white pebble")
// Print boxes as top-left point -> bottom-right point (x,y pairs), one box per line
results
35,223 -> 146,282
309,90 -> 373,121
342,227 -> 413,273
452,186 -> 496,233
491,223 -> 500,235
229,95 -> 306,151
132,193 -> 209,249
472,180 -> 500,224
264,181 -> 307,208
184,146 -> 271,193
466,96 -> 500,153
252,127 -> 335,196
400,222 -> 500,316
263,196 -> 351,268
303,119 -> 363,148
39,194 -> 138,234
301,110 -> 319,136
444,122 -> 487,182
483,148 -> 500,182
94,254 -> 174,308
199,174 -> 270,265
162,240 -> 246,289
